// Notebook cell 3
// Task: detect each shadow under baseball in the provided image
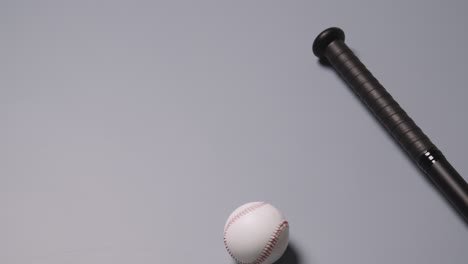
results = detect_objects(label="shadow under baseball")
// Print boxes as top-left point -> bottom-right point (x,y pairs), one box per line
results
229,242 -> 304,264
273,243 -> 302,264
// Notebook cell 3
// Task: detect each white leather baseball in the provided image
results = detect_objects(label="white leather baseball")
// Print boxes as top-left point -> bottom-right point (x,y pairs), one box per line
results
223,202 -> 289,264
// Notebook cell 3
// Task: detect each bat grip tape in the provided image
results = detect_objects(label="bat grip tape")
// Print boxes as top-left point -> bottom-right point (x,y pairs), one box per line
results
324,40 -> 436,161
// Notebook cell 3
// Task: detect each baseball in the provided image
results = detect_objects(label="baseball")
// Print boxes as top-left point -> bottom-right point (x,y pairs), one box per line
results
223,202 -> 289,264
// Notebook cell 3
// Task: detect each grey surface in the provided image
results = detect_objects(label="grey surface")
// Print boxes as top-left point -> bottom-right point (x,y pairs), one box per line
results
2,1 -> 468,263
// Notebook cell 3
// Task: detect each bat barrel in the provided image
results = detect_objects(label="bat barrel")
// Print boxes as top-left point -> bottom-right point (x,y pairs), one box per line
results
313,27 -> 468,222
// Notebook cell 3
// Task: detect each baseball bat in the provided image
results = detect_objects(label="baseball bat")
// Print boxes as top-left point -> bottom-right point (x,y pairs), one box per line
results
313,27 -> 468,222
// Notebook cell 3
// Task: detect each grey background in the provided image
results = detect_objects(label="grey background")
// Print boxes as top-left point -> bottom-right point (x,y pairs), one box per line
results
1,1 -> 467,263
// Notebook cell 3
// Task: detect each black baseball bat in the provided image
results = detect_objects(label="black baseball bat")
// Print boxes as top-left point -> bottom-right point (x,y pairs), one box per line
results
313,27 -> 468,222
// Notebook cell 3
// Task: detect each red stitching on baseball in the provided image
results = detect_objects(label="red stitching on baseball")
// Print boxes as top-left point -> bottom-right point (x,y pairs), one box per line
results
224,202 -> 268,264
224,203 -> 288,264
252,220 -> 289,264
224,202 -> 268,233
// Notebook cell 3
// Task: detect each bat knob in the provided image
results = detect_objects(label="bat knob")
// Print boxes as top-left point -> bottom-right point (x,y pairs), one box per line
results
312,27 -> 345,58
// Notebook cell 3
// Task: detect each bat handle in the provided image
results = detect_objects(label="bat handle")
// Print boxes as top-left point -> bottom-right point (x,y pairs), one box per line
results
313,27 -> 468,221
